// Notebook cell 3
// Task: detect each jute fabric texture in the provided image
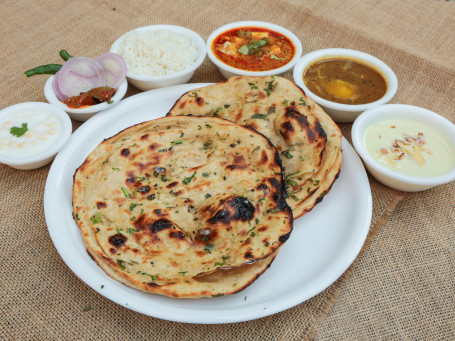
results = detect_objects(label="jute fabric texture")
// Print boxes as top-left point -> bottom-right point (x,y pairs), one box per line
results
1,0 -> 454,340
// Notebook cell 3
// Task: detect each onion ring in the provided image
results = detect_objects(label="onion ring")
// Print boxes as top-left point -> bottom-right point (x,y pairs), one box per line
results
96,53 -> 127,88
57,57 -> 105,98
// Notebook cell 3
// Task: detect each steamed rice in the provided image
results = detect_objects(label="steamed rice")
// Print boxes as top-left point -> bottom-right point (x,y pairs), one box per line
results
116,29 -> 198,77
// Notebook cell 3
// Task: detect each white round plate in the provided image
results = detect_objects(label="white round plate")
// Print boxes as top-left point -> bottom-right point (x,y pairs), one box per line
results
44,83 -> 372,324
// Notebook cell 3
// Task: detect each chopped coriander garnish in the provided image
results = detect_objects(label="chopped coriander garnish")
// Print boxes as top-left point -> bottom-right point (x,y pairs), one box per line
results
251,113 -> 268,120
171,139 -> 185,145
126,228 -> 140,234
10,123 -> 28,137
129,203 -> 142,211
211,107 -> 222,117
290,194 -> 300,201
214,255 -> 230,267
121,187 -> 130,198
204,244 -> 214,254
203,140 -> 212,149
281,150 -> 293,159
270,53 -> 285,60
116,259 -> 126,270
238,44 -> 249,55
263,79 -> 276,97
182,172 -> 196,185
90,213 -> 101,224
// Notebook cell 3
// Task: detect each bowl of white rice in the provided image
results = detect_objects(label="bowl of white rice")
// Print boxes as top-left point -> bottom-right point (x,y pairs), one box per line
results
110,25 -> 206,91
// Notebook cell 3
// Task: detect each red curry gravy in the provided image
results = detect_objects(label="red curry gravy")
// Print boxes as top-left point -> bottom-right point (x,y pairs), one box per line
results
212,27 -> 295,71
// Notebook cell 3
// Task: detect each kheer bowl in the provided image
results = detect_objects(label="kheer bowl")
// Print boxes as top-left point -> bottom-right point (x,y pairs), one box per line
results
351,104 -> 455,192
293,48 -> 398,123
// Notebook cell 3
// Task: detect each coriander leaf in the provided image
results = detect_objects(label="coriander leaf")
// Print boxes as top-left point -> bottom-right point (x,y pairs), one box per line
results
270,53 -> 285,60
129,203 -> 142,211
281,150 -> 293,159
238,45 -> 249,55
251,113 -> 268,119
10,123 -> 28,137
182,172 -> 196,185
121,187 -> 130,198
126,228 -> 140,234
171,139 -> 185,145
204,244 -> 214,254
90,213 -> 102,224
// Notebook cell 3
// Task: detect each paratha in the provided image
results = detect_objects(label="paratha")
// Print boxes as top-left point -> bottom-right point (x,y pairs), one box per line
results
167,76 -> 342,219
73,115 -> 292,298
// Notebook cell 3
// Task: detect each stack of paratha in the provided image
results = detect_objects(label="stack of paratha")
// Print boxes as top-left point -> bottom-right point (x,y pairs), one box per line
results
168,76 -> 342,219
73,76 -> 342,298
73,115 -> 293,298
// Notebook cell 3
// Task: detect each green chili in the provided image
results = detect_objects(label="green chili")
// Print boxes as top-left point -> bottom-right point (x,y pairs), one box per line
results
59,49 -> 73,61
24,64 -> 62,77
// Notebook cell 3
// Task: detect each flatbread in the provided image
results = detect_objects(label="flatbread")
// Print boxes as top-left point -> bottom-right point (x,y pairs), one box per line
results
167,76 -> 342,219
73,115 -> 292,297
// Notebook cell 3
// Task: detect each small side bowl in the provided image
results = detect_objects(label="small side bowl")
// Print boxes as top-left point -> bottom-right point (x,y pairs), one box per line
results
293,48 -> 398,123
207,21 -> 303,79
110,25 -> 206,91
352,104 -> 455,192
0,102 -> 72,170
44,76 -> 128,122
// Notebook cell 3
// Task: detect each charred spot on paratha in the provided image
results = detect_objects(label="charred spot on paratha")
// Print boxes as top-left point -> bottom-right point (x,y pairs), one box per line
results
109,234 -> 126,247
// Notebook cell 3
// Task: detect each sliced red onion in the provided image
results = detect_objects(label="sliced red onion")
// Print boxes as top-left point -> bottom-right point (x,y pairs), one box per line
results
57,56 -> 106,98
96,53 -> 127,89
52,71 -> 68,101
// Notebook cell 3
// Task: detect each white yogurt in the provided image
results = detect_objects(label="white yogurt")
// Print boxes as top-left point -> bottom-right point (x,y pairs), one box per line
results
0,109 -> 62,158
364,118 -> 455,177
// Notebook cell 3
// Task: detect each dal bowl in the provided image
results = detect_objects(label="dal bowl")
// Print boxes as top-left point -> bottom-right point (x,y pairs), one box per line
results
293,48 -> 398,123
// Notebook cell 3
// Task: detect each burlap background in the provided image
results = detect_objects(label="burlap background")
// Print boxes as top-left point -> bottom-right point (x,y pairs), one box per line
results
1,0 -> 454,340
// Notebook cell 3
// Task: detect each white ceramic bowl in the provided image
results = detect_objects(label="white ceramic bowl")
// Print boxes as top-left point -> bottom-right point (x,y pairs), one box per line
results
206,21 -> 303,79
44,76 -> 128,122
352,104 -> 455,192
0,102 -> 72,170
110,25 -> 206,91
293,48 -> 398,123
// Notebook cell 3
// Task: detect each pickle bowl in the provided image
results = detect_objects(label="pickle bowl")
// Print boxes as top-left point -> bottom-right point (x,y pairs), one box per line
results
44,76 -> 128,122
293,48 -> 398,123
351,104 -> 455,192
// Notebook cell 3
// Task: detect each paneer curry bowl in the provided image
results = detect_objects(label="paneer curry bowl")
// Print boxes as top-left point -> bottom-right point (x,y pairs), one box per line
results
207,21 -> 303,78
